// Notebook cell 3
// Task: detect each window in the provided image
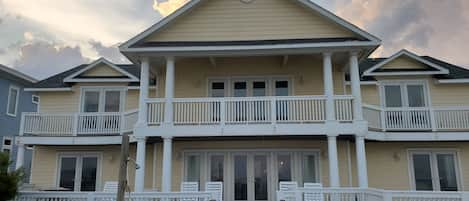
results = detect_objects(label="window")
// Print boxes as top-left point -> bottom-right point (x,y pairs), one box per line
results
58,154 -> 100,191
210,82 -> 226,97
185,154 -> 201,183
32,95 -> 40,104
274,81 -> 289,96
302,154 -> 318,183
210,155 -> 224,182
410,151 -> 459,191
208,77 -> 291,97
81,88 -> 124,113
382,82 -> 427,108
2,137 -> 13,157
7,86 -> 19,116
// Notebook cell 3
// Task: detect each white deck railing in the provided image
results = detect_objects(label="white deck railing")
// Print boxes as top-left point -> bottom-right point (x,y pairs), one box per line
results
363,105 -> 469,131
21,110 -> 138,136
146,96 -> 354,126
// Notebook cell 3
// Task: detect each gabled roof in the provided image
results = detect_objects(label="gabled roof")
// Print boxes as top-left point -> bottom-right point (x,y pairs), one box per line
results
63,58 -> 139,83
120,0 -> 380,50
363,50 -> 450,76
0,64 -> 37,84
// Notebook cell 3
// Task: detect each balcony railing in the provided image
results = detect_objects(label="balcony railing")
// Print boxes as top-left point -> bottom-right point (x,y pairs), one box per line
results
363,104 -> 469,131
21,110 -> 138,136
146,95 -> 354,126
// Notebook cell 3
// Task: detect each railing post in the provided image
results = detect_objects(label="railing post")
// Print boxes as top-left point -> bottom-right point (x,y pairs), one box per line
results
73,113 -> 79,136
380,109 -> 387,132
87,192 -> 94,201
383,191 -> 392,201
429,108 -> 437,131
19,113 -> 26,136
220,100 -> 226,126
120,112 -> 125,134
271,97 -> 277,125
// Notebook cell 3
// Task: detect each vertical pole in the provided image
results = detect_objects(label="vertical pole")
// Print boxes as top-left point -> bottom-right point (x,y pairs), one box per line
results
328,135 -> 340,187
117,133 -> 129,201
15,142 -> 25,170
323,52 -> 336,121
355,135 -> 369,188
137,57 -> 150,126
161,137 -> 173,192
349,51 -> 364,121
164,57 -> 175,125
135,137 -> 146,192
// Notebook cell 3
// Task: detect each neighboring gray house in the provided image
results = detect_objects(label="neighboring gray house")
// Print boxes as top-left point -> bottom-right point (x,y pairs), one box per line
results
0,64 -> 37,181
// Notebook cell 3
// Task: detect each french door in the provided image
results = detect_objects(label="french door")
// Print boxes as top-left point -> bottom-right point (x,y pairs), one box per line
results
232,153 -> 270,201
58,154 -> 100,191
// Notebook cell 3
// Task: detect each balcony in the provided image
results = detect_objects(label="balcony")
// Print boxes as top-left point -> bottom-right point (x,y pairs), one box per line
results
363,105 -> 469,131
20,110 -> 138,136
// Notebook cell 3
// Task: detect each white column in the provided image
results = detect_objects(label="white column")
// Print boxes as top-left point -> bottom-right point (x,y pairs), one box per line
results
349,52 -> 364,121
323,52 -> 335,121
355,135 -> 369,188
328,135 -> 340,187
135,137 -> 146,192
164,57 -> 175,125
137,57 -> 150,126
15,143 -> 25,170
161,137 -> 173,192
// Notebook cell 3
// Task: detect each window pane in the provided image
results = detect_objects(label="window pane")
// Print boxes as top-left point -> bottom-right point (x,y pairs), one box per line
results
253,82 -> 266,97
186,155 -> 200,182
278,155 -> 292,182
254,155 -> 268,200
84,91 -> 100,112
211,82 -> 225,97
8,88 -> 18,115
104,91 -> 121,112
234,82 -> 247,97
275,81 -> 289,96
234,155 -> 247,200
437,154 -> 458,191
413,154 -> 433,191
303,155 -> 317,183
407,85 -> 426,107
384,86 -> 402,107
210,155 -> 224,182
80,157 -> 98,191
59,157 -> 77,191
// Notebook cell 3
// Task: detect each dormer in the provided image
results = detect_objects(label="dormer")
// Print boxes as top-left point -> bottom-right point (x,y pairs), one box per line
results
63,58 -> 139,83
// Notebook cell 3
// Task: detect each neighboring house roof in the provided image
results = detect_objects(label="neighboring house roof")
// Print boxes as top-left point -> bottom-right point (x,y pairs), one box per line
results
32,63 -> 140,89
63,58 -> 140,83
0,64 -> 37,84
120,0 -> 380,50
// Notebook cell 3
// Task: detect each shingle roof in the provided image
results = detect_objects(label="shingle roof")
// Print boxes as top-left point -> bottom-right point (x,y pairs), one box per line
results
0,64 -> 38,85
34,64 -> 139,88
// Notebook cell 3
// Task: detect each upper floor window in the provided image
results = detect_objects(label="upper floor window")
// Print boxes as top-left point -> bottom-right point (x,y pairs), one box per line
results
208,77 -> 291,97
381,81 -> 427,108
6,86 -> 20,116
81,88 -> 125,113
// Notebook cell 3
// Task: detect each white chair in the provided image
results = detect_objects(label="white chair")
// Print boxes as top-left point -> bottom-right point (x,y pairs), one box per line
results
103,181 -> 118,192
303,183 -> 323,201
181,182 -> 199,192
278,182 -> 298,201
279,181 -> 298,191
205,182 -> 223,201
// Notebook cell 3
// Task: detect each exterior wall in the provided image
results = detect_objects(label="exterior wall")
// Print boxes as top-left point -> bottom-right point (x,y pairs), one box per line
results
145,0 -> 357,42
381,56 -> 429,70
81,64 -> 125,77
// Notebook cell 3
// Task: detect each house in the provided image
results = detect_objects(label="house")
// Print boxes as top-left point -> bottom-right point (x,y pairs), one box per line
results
0,64 -> 37,180
15,0 -> 469,200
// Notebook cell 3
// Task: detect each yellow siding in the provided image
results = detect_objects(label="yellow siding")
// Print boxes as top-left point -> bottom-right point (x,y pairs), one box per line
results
360,85 -> 380,105
82,63 -> 125,77
381,56 -> 429,70
146,0 -> 357,42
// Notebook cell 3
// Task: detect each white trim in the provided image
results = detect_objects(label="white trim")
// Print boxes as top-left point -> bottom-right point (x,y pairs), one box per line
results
345,81 -> 378,85
24,88 -> 72,92
366,131 -> 469,141
128,86 -> 158,90
437,79 -> 469,84
32,95 -> 40,113
63,58 -> 139,83
0,64 -> 37,83
363,50 -> 450,76
17,136 -> 129,145
6,85 -> 20,117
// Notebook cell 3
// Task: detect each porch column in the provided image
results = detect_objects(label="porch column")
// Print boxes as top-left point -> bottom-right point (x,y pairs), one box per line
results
135,137 -> 146,192
355,135 -> 369,188
349,52 -> 364,121
328,135 -> 340,187
164,57 -> 175,125
137,57 -> 150,126
161,137 -> 173,192
15,143 -> 25,170
323,52 -> 335,121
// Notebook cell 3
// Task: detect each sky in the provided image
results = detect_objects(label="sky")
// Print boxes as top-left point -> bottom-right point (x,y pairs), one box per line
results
0,0 -> 468,80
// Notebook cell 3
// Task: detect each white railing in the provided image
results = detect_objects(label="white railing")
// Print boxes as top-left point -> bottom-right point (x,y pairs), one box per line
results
277,188 -> 469,201
22,111 -> 139,136
147,96 -> 354,126
363,105 -> 469,131
16,191 -> 220,201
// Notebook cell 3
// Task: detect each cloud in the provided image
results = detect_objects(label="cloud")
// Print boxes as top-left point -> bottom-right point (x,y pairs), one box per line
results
14,41 -> 90,80
153,0 -> 189,16
89,40 -> 130,64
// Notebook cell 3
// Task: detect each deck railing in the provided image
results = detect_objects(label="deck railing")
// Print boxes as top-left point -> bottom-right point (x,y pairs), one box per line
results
363,105 -> 469,131
146,96 -> 354,126
21,110 -> 138,136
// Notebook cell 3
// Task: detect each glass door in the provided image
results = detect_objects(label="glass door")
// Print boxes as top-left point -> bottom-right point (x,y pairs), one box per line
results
58,154 -> 99,191
232,153 -> 270,201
